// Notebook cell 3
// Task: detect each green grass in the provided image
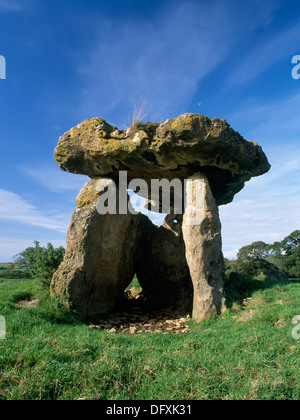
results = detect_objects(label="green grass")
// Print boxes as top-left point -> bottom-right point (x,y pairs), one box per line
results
126,276 -> 141,291
0,263 -> 30,279
0,277 -> 299,400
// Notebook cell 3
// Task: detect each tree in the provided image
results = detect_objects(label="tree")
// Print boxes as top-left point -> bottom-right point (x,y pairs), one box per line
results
268,231 -> 300,277
277,230 -> 300,256
14,245 -> 36,265
14,241 -> 65,288
226,257 -> 280,279
280,244 -> 300,278
233,239 -> 289,280
224,258 -> 230,266
237,241 -> 271,261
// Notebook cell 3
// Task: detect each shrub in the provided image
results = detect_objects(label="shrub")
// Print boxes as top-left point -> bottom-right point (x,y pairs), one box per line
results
226,258 -> 287,281
14,241 -> 65,288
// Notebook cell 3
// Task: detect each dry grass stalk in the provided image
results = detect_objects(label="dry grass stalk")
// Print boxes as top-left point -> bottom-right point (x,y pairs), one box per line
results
129,99 -> 149,135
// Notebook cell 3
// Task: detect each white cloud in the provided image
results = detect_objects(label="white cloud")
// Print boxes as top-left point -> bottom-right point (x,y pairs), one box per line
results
220,196 -> 300,260
0,189 -> 68,233
218,90 -> 300,259
219,146 -> 300,259
20,164 -> 89,193
228,91 -> 300,142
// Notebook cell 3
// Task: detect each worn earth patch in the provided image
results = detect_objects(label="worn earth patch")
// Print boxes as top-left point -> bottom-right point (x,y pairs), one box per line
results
15,299 -> 39,308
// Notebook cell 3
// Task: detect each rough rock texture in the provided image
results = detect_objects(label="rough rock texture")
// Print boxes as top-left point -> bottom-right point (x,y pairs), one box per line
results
50,178 -> 153,319
52,113 -> 270,322
182,173 -> 226,321
54,113 -> 271,205
136,213 -> 193,311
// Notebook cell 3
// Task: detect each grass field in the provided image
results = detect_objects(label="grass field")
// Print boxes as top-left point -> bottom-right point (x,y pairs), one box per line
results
0,275 -> 299,400
0,263 -> 29,279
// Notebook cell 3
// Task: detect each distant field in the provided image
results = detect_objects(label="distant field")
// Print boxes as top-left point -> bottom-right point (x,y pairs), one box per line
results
0,263 -> 30,279
0,276 -> 299,400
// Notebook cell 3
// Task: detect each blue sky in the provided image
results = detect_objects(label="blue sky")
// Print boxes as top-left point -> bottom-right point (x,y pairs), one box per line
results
0,0 -> 300,261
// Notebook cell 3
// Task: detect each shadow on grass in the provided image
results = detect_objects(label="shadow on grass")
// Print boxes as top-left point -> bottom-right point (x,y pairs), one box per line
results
34,277 -> 300,326
224,275 -> 300,309
34,294 -> 84,326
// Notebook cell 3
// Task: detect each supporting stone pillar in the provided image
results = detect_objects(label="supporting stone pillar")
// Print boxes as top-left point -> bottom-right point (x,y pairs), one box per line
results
182,173 -> 226,322
136,213 -> 193,311
50,178 -> 153,319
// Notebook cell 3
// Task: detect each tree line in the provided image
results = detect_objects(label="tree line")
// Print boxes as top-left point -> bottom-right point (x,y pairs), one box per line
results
10,229 -> 300,287
227,230 -> 300,279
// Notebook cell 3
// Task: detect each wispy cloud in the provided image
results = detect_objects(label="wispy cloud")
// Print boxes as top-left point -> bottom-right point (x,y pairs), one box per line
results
245,155 -> 300,200
19,164 -> 89,193
219,143 -> 300,258
0,189 -> 68,233
225,21 -> 300,87
0,0 -> 21,12
220,196 -> 300,259
229,92 -> 300,141
78,0 -> 280,126
226,91 -> 300,199
218,89 -> 300,259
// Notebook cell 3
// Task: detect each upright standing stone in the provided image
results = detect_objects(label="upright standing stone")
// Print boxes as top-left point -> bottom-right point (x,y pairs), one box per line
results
51,178 -> 153,319
52,113 -> 271,322
136,213 -> 193,311
182,173 -> 226,321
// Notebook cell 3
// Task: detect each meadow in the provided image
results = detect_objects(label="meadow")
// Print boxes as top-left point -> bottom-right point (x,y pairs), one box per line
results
0,266 -> 299,400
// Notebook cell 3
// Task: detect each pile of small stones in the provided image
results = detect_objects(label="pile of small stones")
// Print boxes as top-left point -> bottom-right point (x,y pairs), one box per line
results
88,308 -> 191,335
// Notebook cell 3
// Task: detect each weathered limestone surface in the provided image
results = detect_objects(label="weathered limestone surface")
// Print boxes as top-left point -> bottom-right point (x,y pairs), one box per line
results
52,113 -> 271,322
182,173 -> 226,321
54,113 -> 271,205
50,178 -> 153,319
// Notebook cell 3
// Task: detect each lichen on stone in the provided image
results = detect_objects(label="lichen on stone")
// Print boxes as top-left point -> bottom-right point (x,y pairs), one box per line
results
54,113 -> 271,206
